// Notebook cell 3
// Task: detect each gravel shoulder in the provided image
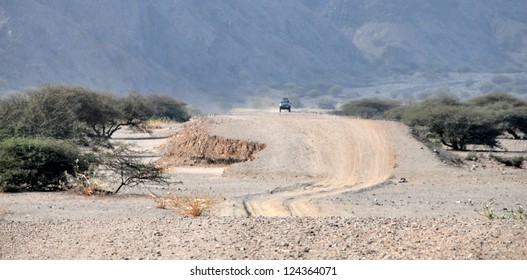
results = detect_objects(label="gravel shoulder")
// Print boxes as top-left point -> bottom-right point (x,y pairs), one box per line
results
1,110 -> 526,259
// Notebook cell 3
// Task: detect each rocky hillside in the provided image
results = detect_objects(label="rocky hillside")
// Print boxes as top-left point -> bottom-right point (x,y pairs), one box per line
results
0,0 -> 526,109
320,0 -> 527,73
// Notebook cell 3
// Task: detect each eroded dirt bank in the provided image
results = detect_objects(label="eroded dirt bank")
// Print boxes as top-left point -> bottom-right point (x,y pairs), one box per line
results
159,118 -> 266,167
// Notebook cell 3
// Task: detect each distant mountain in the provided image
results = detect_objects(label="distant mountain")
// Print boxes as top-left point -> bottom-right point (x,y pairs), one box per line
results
320,0 -> 527,73
0,0 -> 526,109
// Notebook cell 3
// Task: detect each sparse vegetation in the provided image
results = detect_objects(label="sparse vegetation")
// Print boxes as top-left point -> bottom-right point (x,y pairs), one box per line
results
477,201 -> 496,220
152,192 -> 171,209
347,93 -> 527,151
150,191 -> 220,217
489,154 -> 525,168
399,95 -> 502,151
465,152 -> 479,161
145,94 -> 190,122
138,117 -> 172,132
507,206 -> 526,220
69,163 -> 110,196
340,97 -> 401,119
477,200 -> 526,220
102,145 -> 169,194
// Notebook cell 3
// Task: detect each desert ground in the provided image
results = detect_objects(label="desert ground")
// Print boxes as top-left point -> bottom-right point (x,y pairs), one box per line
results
1,109 -> 526,259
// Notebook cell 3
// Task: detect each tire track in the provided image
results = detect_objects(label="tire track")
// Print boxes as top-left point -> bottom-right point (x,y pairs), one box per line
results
243,116 -> 395,217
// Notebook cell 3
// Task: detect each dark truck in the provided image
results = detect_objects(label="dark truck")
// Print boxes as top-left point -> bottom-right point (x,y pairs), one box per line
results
279,98 -> 291,112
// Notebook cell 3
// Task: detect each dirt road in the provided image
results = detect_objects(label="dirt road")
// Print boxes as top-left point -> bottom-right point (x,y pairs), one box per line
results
200,111 -> 395,217
198,110 -> 526,219
238,115 -> 394,216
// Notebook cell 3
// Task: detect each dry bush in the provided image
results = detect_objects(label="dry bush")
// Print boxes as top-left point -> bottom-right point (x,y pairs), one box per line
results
149,191 -> 220,216
72,180 -> 109,196
151,192 -> 172,209
139,117 -> 172,131
69,171 -> 110,196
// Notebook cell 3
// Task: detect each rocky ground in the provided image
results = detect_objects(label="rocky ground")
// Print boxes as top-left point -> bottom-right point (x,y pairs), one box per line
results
1,216 -> 525,260
1,110 -> 526,259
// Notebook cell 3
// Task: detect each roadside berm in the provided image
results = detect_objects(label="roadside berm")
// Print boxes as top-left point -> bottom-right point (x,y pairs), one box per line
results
159,118 -> 266,167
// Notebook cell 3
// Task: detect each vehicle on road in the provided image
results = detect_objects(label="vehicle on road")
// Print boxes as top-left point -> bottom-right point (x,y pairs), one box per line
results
279,98 -> 291,112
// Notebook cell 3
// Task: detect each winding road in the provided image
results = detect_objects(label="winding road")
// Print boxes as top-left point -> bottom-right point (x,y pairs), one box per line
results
210,111 -> 397,217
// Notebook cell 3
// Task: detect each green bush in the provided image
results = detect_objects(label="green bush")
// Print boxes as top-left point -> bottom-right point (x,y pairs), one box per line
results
340,98 -> 401,119
0,137 -> 97,192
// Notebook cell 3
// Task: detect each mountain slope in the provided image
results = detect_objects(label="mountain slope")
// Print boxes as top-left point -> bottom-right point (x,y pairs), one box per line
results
321,0 -> 527,72
0,0 -> 368,107
0,0 -> 526,109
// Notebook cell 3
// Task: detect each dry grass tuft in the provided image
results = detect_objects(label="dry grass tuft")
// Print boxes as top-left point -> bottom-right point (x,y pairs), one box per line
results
149,191 -> 219,217
139,117 -> 173,132
151,192 -> 171,209
71,173 -> 109,196
476,200 -> 526,220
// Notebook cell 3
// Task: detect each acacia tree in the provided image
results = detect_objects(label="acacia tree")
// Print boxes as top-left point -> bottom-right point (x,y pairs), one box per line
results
467,93 -> 527,139
102,145 -> 168,194
5,87 -> 79,139
62,87 -> 123,142
402,102 -> 501,150
340,97 -> 401,119
497,108 -> 527,139
0,85 -> 191,144
119,92 -> 155,128
146,94 -> 190,122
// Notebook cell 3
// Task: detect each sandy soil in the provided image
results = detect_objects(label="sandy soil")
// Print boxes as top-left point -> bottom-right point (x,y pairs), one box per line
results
1,110 -> 526,259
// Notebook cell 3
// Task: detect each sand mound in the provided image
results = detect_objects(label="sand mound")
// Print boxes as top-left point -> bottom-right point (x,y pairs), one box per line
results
159,118 -> 266,167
